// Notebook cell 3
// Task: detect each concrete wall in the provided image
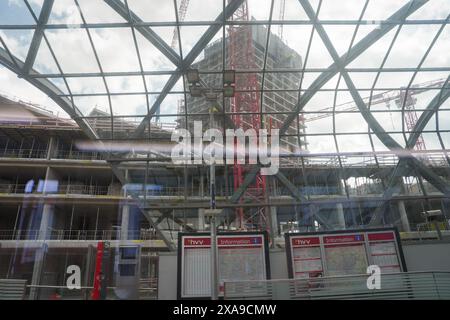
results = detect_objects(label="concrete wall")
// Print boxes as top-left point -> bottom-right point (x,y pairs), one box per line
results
269,249 -> 288,279
402,241 -> 450,272
157,252 -> 177,300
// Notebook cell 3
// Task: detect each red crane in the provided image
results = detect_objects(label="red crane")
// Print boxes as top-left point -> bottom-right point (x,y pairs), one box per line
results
304,78 -> 447,151
228,1 -> 269,232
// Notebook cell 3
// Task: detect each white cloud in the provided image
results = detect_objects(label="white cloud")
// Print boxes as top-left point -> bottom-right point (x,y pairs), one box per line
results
0,0 -> 449,152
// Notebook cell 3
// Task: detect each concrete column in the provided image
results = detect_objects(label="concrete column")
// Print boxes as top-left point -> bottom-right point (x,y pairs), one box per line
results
198,208 -> 205,231
38,204 -> 54,240
46,136 -> 58,160
29,165 -> 59,299
270,206 -> 279,238
121,204 -> 140,241
199,171 -> 204,197
120,205 -> 130,240
398,200 -> 411,232
29,195 -> 54,299
336,203 -> 346,230
37,167 -> 58,239
29,243 -> 47,300
83,245 -> 94,299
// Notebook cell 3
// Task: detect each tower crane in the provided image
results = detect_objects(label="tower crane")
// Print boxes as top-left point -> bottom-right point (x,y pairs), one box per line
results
171,0 -> 190,49
304,78 -> 448,150
172,0 -> 190,123
278,0 -> 286,42
228,0 -> 269,234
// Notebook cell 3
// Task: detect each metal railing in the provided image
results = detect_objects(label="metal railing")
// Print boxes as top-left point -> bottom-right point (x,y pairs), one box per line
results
0,148 -> 47,159
282,153 -> 449,168
224,271 -> 450,300
0,183 -> 122,196
0,229 -> 157,241
24,285 -> 117,300
54,150 -> 103,160
23,281 -> 158,300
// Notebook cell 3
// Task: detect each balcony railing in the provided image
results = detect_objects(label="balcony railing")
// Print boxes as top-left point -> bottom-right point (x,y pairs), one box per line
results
0,148 -> 47,159
224,271 -> 450,300
54,150 -> 103,161
0,229 -> 157,241
0,183 -> 122,196
0,148 -> 104,161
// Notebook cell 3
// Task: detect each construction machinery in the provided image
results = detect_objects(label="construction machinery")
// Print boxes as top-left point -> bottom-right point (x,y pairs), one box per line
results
171,0 -> 190,49
304,78 -> 448,150
228,1 -> 269,233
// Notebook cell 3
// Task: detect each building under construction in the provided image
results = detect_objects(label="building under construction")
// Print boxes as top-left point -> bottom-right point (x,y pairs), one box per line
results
0,0 -> 449,301
178,23 -> 307,153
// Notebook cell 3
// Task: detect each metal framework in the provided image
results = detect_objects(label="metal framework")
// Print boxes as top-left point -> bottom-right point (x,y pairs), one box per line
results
0,0 -> 449,249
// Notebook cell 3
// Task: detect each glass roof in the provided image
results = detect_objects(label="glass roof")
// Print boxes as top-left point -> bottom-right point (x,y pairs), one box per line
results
0,0 -> 449,219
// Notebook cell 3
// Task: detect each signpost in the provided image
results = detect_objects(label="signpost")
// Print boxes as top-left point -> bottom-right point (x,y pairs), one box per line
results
285,228 -> 406,279
177,232 -> 270,299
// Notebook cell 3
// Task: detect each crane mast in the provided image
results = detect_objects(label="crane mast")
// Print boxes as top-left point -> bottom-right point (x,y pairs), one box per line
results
304,78 -> 447,151
228,1 -> 269,233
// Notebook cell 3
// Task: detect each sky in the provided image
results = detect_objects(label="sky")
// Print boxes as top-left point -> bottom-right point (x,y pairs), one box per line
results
0,0 -> 449,155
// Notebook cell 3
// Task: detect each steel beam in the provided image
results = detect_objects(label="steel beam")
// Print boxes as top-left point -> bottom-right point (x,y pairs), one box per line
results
275,171 -> 307,202
299,0 -> 450,227
229,166 -> 260,204
370,76 -> 450,225
104,0 -> 181,67
153,209 -> 196,232
276,171 -> 332,229
0,47 -> 98,140
407,75 -> 450,148
131,0 -> 245,138
23,67 -> 450,79
1,19 -> 450,31
230,0 -> 429,205
280,0 -> 428,136
22,0 -> 54,75
109,163 -> 175,250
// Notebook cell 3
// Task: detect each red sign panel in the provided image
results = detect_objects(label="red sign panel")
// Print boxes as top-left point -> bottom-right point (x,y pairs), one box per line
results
183,237 -> 211,247
291,237 -> 320,247
368,232 -> 395,241
217,236 -> 262,247
179,233 -> 269,299
286,228 -> 405,279
324,234 -> 364,244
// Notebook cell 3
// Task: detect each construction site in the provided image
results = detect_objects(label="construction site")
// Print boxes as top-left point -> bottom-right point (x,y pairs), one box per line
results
0,0 -> 449,301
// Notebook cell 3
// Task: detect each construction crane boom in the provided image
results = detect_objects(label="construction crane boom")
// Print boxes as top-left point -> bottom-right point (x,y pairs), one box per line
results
305,78 -> 446,123
171,0 -> 190,49
278,0 -> 286,41
304,78 -> 447,150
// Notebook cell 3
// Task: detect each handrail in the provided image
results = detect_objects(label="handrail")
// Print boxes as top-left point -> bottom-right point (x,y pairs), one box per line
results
0,148 -> 47,159
0,183 -> 123,196
224,271 -> 450,300
0,229 -> 157,241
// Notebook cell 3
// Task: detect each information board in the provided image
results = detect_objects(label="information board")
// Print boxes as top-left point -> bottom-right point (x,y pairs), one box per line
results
290,236 -> 323,279
368,232 -> 401,273
323,234 -> 368,276
286,227 -> 406,279
178,232 -> 270,299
